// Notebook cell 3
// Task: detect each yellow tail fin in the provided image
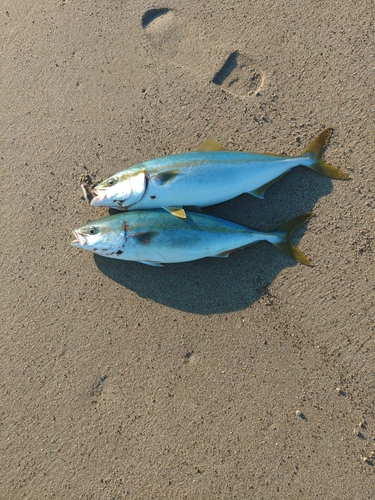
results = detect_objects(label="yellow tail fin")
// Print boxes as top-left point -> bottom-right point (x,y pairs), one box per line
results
302,128 -> 350,179
273,213 -> 314,266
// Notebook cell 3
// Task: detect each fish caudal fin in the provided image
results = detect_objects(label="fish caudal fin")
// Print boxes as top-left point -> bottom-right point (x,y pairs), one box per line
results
302,128 -> 350,179
272,213 -> 314,266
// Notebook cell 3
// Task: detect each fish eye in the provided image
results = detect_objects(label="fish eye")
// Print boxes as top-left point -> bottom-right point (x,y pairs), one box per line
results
88,227 -> 98,235
106,177 -> 118,187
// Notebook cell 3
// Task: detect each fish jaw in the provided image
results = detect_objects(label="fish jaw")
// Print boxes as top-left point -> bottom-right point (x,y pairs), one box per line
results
90,189 -> 108,207
90,186 -> 128,208
90,177 -> 132,208
71,230 -> 88,248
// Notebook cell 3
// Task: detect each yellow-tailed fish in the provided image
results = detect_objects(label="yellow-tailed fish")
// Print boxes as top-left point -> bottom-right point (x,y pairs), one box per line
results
72,210 -> 313,267
90,128 -> 348,219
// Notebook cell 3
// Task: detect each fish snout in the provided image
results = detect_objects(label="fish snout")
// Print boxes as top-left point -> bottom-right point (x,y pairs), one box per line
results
71,230 -> 87,247
90,189 -> 107,207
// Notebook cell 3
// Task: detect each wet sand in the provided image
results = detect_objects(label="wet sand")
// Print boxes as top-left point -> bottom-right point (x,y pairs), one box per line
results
2,1 -> 375,498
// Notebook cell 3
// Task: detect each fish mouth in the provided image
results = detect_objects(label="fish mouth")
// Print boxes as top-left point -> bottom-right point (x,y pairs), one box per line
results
71,230 -> 87,247
90,189 -> 107,206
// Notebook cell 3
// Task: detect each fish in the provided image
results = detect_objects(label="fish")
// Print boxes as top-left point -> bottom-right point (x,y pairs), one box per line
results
71,209 -> 314,267
90,128 -> 348,218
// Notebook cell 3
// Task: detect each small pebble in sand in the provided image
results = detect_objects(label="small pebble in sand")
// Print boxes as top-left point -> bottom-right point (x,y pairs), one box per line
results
295,410 -> 306,420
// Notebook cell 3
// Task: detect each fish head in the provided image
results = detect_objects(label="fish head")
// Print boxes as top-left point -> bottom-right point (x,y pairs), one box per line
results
71,215 -> 128,257
91,166 -> 147,209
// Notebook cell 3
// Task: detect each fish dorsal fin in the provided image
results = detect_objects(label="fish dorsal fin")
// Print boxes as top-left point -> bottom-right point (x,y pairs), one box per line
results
132,231 -> 159,244
163,207 -> 186,218
196,136 -> 230,152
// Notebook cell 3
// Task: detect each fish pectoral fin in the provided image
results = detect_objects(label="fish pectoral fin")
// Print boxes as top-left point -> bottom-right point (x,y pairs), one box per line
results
139,260 -> 164,267
131,231 -> 159,244
163,207 -> 186,218
249,173 -> 289,199
196,136 -> 231,152
152,169 -> 181,185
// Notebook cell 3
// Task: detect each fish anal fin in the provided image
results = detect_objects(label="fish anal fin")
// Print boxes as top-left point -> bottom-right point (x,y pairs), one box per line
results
139,260 -> 164,267
153,169 -> 181,185
249,173 -> 288,199
132,231 -> 159,244
164,207 -> 186,218
215,249 -> 236,258
249,187 -> 266,199
196,136 -> 230,152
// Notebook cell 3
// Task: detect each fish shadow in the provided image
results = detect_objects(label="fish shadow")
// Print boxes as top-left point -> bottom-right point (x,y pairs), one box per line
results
94,169 -> 337,314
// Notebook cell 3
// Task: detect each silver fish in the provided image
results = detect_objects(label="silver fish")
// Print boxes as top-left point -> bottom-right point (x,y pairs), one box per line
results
72,210 -> 313,267
90,129 -> 348,218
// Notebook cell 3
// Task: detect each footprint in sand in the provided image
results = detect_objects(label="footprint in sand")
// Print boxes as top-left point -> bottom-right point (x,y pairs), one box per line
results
141,8 -> 264,99
141,8 -> 173,29
212,50 -> 264,98
141,8 -> 180,56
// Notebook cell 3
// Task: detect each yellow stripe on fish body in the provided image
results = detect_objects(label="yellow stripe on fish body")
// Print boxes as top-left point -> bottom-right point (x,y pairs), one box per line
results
91,129 -> 349,217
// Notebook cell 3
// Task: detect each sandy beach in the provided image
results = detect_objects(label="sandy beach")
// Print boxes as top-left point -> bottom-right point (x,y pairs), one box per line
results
2,1 -> 375,498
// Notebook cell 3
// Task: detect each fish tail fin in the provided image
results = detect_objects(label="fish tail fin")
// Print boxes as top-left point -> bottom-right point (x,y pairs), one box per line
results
302,128 -> 350,179
271,213 -> 314,266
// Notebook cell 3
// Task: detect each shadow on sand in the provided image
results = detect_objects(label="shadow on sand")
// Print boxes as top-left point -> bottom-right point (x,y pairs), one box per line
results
94,168 -> 337,314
